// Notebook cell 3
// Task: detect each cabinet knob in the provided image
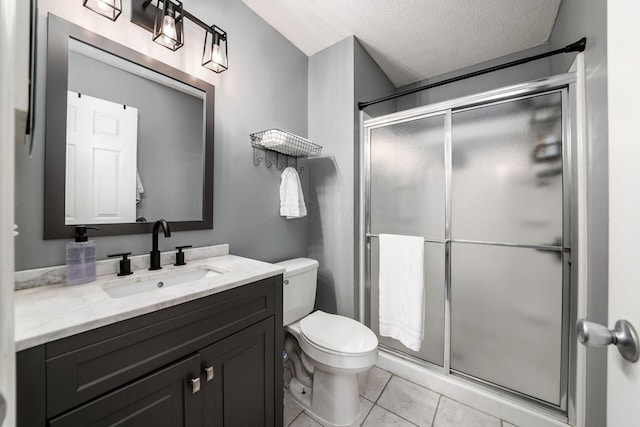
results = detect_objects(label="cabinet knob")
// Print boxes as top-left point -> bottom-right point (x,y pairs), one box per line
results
205,366 -> 214,382
191,377 -> 201,394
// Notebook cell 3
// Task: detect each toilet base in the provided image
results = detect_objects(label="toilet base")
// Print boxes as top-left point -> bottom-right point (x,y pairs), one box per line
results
289,369 -> 362,427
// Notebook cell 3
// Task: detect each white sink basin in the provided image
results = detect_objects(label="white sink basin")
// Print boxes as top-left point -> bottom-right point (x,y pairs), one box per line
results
101,265 -> 224,298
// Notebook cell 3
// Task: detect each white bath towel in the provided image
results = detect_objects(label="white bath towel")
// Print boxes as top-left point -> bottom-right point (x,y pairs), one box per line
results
280,167 -> 307,219
136,170 -> 145,204
378,234 -> 425,351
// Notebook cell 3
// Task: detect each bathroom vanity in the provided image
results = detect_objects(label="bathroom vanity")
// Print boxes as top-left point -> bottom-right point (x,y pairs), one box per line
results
14,249 -> 284,427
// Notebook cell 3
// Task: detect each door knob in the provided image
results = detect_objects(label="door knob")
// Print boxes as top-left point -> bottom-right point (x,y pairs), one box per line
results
577,319 -> 639,363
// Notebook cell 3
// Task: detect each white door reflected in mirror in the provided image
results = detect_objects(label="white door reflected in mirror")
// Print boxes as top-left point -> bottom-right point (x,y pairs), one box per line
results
65,91 -> 139,225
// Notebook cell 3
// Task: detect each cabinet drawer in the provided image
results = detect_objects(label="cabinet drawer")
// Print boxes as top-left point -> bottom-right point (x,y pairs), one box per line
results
46,277 -> 276,417
49,354 -> 202,427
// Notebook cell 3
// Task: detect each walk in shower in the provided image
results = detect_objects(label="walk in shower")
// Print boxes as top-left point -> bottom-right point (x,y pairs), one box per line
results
360,75 -> 577,414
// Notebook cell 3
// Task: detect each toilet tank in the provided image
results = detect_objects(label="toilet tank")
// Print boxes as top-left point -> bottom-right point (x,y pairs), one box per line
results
277,258 -> 319,326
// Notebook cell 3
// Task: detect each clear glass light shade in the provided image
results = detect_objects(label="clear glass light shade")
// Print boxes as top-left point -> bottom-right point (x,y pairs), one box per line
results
153,0 -> 184,51
83,0 -> 122,21
202,26 -> 228,73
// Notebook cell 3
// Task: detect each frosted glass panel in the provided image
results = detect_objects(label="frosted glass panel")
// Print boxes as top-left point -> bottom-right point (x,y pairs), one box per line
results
450,243 -> 564,405
451,92 -> 563,245
370,239 -> 445,366
370,115 -> 445,240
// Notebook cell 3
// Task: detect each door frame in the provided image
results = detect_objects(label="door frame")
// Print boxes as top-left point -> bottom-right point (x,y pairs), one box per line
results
0,0 -> 20,425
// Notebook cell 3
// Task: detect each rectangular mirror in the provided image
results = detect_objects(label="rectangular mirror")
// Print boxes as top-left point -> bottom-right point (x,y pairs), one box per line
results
44,14 -> 214,239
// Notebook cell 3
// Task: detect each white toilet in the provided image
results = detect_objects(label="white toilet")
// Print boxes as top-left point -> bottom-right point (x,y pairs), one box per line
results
278,258 -> 378,427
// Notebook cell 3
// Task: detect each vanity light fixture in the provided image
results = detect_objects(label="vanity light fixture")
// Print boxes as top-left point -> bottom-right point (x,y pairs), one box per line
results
131,0 -> 229,72
83,0 -> 122,21
153,0 -> 184,51
202,25 -> 228,73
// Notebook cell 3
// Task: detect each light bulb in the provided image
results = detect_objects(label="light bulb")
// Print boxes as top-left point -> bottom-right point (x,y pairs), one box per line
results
97,0 -> 111,11
162,15 -> 177,40
211,44 -> 223,65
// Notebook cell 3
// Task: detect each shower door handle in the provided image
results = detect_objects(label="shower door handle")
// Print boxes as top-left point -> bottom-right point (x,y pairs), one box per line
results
577,319 -> 639,362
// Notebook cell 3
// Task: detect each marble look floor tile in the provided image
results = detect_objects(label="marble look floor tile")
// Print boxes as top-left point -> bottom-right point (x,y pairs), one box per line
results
356,397 -> 375,425
362,405 -> 417,427
377,376 -> 440,426
358,366 -> 392,402
502,422 -> 518,427
284,389 -> 304,426
304,396 -> 374,427
289,413 -> 322,427
432,396 -> 501,427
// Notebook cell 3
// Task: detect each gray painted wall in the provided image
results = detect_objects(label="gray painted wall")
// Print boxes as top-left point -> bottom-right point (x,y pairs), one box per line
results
549,1 -> 609,425
395,44 -> 552,111
15,0 -> 308,271
307,37 -> 395,319
353,39 -> 397,319
354,40 -> 397,120
68,51 -> 204,222
307,37 -> 356,317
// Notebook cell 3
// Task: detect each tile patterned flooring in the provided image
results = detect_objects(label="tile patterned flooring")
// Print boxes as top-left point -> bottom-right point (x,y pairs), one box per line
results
284,365 -> 518,427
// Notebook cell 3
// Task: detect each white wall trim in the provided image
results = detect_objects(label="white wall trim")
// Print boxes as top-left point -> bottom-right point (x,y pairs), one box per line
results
0,0 -> 20,425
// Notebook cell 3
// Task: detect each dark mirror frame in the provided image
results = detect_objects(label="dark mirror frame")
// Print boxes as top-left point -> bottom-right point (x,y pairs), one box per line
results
44,14 -> 214,240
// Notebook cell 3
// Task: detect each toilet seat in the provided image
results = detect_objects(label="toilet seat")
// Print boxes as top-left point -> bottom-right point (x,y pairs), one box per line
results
300,310 -> 378,354
295,311 -> 378,370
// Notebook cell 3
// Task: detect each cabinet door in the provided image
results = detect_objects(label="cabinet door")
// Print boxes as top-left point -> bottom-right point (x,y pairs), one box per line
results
49,354 -> 202,427
201,318 -> 275,427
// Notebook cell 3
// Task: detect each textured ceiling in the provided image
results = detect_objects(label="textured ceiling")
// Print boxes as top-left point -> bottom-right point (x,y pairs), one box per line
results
240,0 -> 561,87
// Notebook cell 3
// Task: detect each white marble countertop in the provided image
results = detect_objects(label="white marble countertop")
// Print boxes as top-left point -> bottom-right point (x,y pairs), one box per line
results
14,252 -> 284,352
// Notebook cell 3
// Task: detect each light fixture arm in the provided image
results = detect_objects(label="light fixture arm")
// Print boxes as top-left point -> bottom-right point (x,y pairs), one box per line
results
139,0 -> 216,34
131,0 -> 228,72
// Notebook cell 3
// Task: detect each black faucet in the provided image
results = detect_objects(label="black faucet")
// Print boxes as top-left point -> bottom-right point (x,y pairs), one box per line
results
149,219 -> 171,270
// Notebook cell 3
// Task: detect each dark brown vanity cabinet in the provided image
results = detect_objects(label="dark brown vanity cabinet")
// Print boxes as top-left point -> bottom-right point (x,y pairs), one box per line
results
17,275 -> 283,427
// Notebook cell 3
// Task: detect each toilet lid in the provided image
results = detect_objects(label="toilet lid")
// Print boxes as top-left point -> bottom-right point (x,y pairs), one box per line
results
299,310 -> 378,354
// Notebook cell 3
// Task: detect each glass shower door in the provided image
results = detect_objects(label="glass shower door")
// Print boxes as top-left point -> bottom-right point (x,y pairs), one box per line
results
449,91 -> 566,406
368,113 -> 446,366
364,86 -> 570,410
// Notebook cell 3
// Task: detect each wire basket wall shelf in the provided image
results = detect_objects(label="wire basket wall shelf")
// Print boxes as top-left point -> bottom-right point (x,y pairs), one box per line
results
250,129 -> 322,173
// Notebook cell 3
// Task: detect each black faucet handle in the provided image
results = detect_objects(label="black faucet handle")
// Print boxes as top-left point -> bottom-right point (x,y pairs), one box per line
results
174,245 -> 192,266
108,252 -> 133,276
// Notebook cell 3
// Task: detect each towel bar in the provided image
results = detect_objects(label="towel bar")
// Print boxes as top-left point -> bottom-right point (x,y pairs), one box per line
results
366,234 -> 447,244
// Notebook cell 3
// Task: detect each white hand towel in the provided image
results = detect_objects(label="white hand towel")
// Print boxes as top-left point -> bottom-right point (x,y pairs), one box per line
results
378,234 -> 425,351
136,170 -> 145,204
280,167 -> 307,219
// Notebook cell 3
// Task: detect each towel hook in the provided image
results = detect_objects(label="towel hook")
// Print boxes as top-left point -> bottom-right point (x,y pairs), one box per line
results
265,150 -> 277,168
276,153 -> 287,171
287,157 -> 298,170
253,147 -> 264,166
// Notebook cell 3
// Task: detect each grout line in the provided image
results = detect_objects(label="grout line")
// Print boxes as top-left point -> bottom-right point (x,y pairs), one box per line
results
368,404 -> 420,427
374,372 -> 393,404
360,402 -> 375,426
442,394 -> 502,423
387,371 -> 440,395
289,410 -> 303,426
432,394 -> 442,425
385,406 -> 420,427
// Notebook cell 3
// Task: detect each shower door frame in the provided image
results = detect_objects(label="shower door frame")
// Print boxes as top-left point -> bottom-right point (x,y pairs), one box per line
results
359,73 -> 579,417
